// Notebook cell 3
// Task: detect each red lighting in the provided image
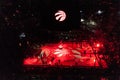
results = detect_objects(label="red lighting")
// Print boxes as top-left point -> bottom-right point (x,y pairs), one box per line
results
94,59 -> 96,62
24,42 -> 107,68
101,77 -> 108,80
58,44 -> 63,49
24,57 -> 38,65
96,43 -> 100,47
58,54 -> 63,57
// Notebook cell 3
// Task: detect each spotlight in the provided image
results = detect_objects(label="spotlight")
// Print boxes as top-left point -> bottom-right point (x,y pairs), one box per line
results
97,10 -> 103,14
96,43 -> 100,47
81,18 -> 84,22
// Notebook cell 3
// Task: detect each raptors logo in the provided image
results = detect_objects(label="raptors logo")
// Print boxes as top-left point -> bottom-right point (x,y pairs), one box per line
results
55,10 -> 66,22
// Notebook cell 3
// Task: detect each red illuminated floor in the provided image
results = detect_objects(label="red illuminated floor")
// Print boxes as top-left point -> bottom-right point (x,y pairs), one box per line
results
24,42 -> 108,68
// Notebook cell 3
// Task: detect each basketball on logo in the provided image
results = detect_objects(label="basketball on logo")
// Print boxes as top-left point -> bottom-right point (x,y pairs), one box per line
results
55,10 -> 66,22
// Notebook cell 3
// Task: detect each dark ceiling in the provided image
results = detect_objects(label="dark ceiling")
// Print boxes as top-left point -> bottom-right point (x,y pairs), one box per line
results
0,0 -> 119,32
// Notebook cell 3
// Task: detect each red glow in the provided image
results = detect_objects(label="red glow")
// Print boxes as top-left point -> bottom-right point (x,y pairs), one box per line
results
58,44 -> 63,49
96,43 -> 100,47
101,77 -> 108,80
48,61 -> 52,65
58,54 -> 63,57
24,42 -> 107,68
24,57 -> 38,65
94,59 -> 96,62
